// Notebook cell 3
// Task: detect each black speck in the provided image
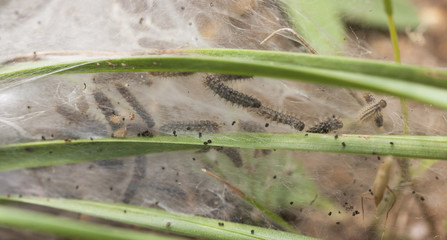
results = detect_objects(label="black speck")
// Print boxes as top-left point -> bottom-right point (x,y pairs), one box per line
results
372,151 -> 376,155
110,187 -> 113,191
199,132 -> 202,138
192,158 -> 196,161
377,156 -> 381,160
232,121 -> 236,126
207,139 -> 212,144
75,185 -> 79,190
41,136 -> 46,141
290,201 -> 294,205
19,194 -> 23,198
390,142 -> 394,145
342,142 -> 346,147
435,176 -> 439,180
90,137 -> 93,141
138,130 -> 153,137
218,222 -> 224,226
203,141 -> 208,145
173,131 -> 177,137
161,166 -> 165,170
124,210 -> 127,213
420,196 -> 425,201
27,105 -> 31,109
305,133 -> 308,136
251,230 -> 254,234
265,123 -> 269,127
334,134 -> 338,139
412,190 -> 416,194
186,127 -> 191,130
336,222 -> 340,225
273,175 -> 277,179
328,211 -> 332,216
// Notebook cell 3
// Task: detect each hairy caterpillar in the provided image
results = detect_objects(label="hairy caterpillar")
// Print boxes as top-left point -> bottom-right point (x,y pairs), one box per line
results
159,120 -> 220,134
214,74 -> 252,82
115,83 -> 155,129
204,74 -> 261,108
306,116 -> 343,134
255,106 -> 305,131
357,99 -> 387,127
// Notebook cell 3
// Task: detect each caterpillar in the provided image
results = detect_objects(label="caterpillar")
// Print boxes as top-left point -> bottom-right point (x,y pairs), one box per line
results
148,71 -> 194,77
122,155 -> 147,204
93,91 -> 125,134
215,147 -> 243,168
159,120 -> 220,134
306,116 -> 343,134
255,106 -> 305,131
115,83 -> 155,129
214,74 -> 252,82
357,99 -> 387,127
56,73 -> 156,138
204,74 -> 261,108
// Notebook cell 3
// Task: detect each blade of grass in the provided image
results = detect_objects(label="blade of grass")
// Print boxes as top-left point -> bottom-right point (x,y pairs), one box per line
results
280,0 -> 345,54
1,133 -> 447,171
2,49 -> 446,108
0,205 -> 185,240
0,138 -> 201,170
0,196 -> 318,240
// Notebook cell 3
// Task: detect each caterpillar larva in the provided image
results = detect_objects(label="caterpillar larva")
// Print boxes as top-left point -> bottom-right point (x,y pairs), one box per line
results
306,116 -> 343,134
255,106 -> 305,131
204,74 -> 261,108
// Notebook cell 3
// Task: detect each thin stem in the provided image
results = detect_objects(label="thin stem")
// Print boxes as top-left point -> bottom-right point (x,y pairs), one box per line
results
260,28 -> 319,55
201,168 -> 298,233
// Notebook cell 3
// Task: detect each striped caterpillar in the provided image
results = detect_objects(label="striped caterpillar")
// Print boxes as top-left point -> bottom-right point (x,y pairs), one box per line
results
306,116 -> 343,134
357,98 -> 387,128
204,74 -> 261,108
159,120 -> 220,134
255,106 -> 305,131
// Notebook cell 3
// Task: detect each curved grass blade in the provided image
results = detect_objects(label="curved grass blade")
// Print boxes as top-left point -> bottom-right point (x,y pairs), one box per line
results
0,205 -> 185,240
1,133 -> 447,171
1,49 -> 446,108
0,196 -> 318,240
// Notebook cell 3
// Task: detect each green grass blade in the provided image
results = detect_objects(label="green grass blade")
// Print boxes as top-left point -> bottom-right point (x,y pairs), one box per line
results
0,196 -> 318,240
2,49 -> 446,109
280,0 -> 345,54
0,205 -> 185,240
0,138 -> 200,171
1,133 -> 447,171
